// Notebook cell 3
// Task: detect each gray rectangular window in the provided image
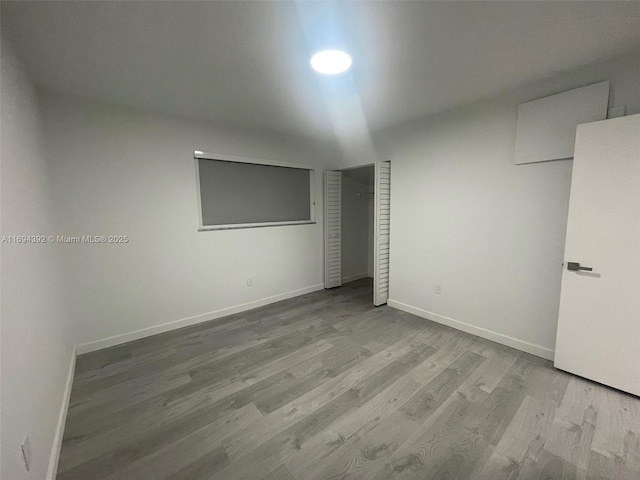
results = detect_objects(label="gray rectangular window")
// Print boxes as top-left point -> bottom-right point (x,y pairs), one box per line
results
195,152 -> 315,230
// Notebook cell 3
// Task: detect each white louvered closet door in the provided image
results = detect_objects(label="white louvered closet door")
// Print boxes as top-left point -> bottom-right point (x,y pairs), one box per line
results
324,171 -> 342,289
374,161 -> 391,306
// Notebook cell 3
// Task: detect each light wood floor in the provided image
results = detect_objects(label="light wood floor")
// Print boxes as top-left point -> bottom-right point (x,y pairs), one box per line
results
57,279 -> 640,480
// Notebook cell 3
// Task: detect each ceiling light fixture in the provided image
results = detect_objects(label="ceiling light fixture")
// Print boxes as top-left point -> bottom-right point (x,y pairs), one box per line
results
310,50 -> 352,75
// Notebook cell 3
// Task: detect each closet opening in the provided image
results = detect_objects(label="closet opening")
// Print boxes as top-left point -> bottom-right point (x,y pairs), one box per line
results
325,162 -> 391,306
340,165 -> 375,296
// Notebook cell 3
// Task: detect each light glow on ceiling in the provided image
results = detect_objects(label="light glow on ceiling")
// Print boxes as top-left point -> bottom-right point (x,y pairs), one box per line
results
310,50 -> 352,75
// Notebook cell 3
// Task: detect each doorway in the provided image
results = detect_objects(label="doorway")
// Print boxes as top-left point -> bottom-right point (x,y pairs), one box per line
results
341,165 -> 375,286
324,161 -> 391,306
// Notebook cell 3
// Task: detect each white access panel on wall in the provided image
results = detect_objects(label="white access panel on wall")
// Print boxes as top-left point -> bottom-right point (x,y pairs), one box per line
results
374,161 -> 391,306
324,171 -> 342,289
554,114 -> 640,397
514,81 -> 610,164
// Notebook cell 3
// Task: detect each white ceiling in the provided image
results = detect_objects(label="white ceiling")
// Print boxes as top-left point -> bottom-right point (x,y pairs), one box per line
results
3,1 -> 640,141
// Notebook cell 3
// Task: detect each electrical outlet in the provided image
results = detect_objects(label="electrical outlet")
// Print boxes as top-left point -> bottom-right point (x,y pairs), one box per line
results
434,284 -> 442,295
246,277 -> 254,286
21,435 -> 32,472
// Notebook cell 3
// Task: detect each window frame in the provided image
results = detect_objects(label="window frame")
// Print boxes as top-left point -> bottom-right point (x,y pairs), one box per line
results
194,150 -> 317,231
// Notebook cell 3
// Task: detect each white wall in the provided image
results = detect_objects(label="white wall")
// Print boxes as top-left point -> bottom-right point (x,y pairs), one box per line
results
1,43 -> 74,480
341,174 -> 370,282
40,93 -> 340,350
375,53 -> 640,358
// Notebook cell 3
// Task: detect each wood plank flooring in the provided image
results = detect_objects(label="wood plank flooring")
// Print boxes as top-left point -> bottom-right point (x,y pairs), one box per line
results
57,279 -> 640,479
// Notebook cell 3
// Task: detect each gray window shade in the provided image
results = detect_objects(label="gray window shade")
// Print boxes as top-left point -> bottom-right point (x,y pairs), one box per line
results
198,158 -> 311,227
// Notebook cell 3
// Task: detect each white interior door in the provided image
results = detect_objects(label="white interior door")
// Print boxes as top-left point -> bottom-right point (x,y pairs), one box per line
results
374,161 -> 391,306
324,170 -> 342,289
555,114 -> 640,396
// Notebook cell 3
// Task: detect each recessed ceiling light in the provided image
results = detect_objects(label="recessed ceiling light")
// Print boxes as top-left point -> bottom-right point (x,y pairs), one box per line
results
310,50 -> 352,75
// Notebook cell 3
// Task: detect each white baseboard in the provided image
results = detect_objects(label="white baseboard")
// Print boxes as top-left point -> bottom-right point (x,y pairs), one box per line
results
47,347 -> 76,480
387,299 -> 554,361
342,272 -> 370,283
76,284 -> 325,355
